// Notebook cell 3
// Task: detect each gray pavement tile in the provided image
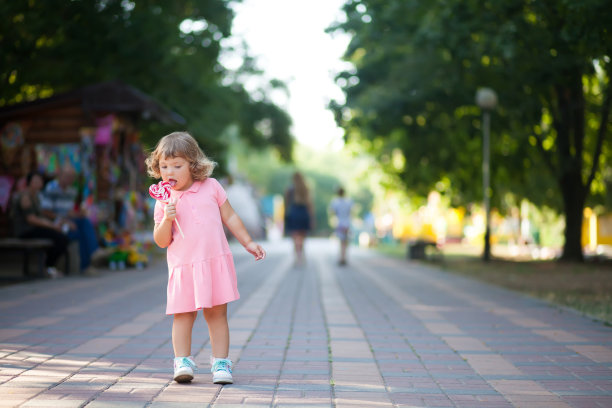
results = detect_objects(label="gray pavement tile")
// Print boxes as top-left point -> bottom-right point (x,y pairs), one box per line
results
86,402 -> 147,408
2,239 -> 612,407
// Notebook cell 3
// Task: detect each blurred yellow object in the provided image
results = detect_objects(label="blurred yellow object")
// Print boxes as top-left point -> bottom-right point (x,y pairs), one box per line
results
421,223 -> 436,242
583,208 -> 612,249
128,248 -> 147,265
446,208 -> 465,239
392,213 -> 439,243
598,214 -> 612,246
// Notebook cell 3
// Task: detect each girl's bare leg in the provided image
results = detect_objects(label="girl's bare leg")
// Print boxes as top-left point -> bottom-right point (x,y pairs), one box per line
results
172,311 -> 197,357
203,304 -> 229,358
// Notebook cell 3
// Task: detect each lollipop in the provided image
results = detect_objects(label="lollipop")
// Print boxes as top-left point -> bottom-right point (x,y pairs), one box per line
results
149,181 -> 184,238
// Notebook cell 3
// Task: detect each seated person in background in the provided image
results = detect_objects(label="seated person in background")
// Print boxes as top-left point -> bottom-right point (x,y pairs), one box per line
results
40,167 -> 99,273
11,172 -> 69,278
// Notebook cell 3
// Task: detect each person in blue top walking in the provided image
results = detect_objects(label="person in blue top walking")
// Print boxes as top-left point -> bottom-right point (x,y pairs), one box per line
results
329,186 -> 353,266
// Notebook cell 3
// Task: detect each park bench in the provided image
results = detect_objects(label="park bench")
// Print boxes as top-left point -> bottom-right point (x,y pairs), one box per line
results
406,239 -> 443,261
0,238 -> 54,277
0,237 -> 79,278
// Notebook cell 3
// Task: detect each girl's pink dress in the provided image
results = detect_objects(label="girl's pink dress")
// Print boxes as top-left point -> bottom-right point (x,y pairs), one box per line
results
154,178 -> 239,314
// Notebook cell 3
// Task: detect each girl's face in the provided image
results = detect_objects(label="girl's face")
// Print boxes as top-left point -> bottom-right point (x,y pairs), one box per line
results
159,155 -> 193,191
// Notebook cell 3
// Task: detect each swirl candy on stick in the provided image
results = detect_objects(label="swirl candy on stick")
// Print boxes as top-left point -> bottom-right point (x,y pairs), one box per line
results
149,181 -> 184,238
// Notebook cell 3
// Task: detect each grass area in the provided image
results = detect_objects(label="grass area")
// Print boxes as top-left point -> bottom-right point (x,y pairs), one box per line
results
375,242 -> 612,325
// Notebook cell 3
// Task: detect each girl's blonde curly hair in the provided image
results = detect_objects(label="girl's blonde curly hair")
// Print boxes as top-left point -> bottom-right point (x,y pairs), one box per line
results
145,131 -> 216,181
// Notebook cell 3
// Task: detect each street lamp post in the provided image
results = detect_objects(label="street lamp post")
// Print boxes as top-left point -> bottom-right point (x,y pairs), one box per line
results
476,88 -> 497,262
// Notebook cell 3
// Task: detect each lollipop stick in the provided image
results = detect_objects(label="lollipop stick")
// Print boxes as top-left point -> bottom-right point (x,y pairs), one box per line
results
174,219 -> 185,238
169,197 -> 185,239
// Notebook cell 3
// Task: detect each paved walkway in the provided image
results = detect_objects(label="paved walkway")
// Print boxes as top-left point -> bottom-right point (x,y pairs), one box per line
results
1,238 -> 611,408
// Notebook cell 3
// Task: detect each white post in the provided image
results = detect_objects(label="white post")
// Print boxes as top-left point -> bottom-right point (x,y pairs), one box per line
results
482,110 -> 491,261
476,88 -> 497,261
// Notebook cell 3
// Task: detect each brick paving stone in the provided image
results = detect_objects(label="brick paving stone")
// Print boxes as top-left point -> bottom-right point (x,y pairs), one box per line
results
1,239 -> 611,407
86,402 -> 146,408
21,400 -> 86,408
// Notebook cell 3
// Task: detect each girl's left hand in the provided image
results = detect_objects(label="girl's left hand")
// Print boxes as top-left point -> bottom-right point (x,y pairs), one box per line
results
245,241 -> 266,261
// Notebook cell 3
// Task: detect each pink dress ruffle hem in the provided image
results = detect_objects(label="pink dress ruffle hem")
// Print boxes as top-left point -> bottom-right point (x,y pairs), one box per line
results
165,253 -> 239,314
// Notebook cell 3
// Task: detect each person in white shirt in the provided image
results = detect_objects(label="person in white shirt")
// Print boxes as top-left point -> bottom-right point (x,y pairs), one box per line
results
329,187 -> 353,266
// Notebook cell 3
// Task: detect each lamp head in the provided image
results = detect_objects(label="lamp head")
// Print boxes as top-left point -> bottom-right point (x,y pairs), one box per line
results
476,88 -> 498,110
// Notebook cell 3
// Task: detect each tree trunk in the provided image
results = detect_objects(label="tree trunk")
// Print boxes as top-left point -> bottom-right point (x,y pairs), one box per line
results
559,172 -> 585,262
483,228 -> 491,261
554,74 -> 586,262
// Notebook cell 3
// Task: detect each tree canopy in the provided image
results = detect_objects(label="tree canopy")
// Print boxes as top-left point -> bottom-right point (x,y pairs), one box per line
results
0,0 -> 293,169
330,0 -> 612,261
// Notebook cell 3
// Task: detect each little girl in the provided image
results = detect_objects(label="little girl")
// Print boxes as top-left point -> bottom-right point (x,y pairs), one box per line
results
145,131 -> 265,384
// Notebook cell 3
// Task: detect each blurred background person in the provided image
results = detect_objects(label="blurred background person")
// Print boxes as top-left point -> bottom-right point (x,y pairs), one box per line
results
41,166 -> 99,274
224,175 -> 265,240
284,172 -> 313,264
329,186 -> 353,266
11,172 -> 69,278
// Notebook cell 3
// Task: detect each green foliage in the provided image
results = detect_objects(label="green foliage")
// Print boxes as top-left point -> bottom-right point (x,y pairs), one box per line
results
330,0 -> 611,260
0,0 -> 293,169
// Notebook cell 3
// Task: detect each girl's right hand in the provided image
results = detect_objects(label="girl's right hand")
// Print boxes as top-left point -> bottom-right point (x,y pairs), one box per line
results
163,199 -> 177,222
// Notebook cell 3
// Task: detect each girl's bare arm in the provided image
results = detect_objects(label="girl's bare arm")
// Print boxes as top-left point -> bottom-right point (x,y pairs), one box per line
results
220,200 -> 265,260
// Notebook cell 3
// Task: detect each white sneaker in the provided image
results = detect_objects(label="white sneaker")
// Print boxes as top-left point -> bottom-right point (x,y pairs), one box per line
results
173,356 -> 196,383
211,358 -> 233,384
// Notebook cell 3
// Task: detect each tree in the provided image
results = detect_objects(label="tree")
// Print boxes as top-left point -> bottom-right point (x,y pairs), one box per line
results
330,0 -> 611,261
0,0 -> 293,167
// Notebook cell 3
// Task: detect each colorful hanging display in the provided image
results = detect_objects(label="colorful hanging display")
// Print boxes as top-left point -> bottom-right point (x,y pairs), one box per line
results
0,122 -> 24,167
